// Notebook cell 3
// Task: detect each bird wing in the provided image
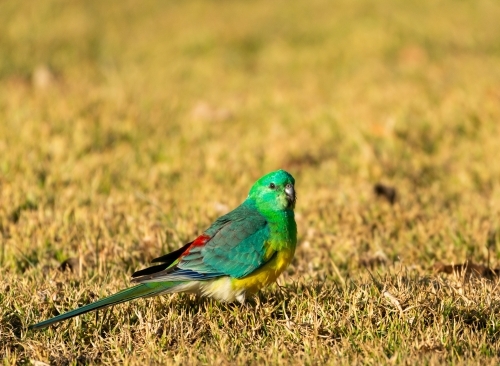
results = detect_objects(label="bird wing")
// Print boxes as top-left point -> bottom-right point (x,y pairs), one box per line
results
131,203 -> 273,283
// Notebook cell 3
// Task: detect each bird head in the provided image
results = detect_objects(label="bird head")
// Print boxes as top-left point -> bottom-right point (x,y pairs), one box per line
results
248,170 -> 296,212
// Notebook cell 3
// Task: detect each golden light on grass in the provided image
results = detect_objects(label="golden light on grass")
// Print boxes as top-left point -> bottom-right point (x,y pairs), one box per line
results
1,0 -> 500,364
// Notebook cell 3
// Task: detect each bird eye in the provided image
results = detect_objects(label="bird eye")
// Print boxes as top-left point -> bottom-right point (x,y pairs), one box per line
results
269,183 -> 276,189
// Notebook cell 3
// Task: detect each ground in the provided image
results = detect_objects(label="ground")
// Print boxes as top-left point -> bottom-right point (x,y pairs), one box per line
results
1,0 -> 500,364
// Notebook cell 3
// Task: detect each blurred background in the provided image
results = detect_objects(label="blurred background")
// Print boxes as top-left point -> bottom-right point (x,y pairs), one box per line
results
2,0 -> 500,277
2,0 -> 500,362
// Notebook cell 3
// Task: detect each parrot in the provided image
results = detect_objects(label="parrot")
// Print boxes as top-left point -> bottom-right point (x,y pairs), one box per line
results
30,169 -> 297,330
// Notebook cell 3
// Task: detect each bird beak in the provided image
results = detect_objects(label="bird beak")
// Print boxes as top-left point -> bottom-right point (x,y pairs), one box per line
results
285,184 -> 296,207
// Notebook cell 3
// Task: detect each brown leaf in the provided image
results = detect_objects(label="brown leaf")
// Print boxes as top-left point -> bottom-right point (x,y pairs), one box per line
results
58,257 -> 80,272
433,260 -> 500,279
374,183 -> 397,205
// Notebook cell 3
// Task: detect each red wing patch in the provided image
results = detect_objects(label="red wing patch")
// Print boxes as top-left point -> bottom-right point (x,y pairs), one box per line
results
131,233 -> 212,279
181,234 -> 211,256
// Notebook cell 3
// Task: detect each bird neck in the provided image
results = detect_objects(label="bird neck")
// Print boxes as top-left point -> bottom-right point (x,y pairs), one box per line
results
243,199 -> 297,252
248,201 -> 297,251
268,209 -> 297,251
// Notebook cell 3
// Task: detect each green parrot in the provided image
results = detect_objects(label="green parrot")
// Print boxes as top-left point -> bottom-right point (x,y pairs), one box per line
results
30,169 -> 297,330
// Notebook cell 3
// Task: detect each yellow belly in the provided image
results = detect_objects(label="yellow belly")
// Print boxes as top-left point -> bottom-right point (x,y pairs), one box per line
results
231,249 -> 295,296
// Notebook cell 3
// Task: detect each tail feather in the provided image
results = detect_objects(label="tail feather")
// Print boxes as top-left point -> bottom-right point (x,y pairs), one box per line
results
29,282 -> 179,330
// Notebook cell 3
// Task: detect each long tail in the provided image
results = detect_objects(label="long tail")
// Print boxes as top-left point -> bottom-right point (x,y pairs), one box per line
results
29,282 -> 179,330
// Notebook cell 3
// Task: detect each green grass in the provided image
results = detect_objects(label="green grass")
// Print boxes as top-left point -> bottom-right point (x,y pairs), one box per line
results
2,0 -> 500,364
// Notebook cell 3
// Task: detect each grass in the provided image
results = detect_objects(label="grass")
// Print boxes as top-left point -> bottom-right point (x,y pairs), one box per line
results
1,0 -> 500,364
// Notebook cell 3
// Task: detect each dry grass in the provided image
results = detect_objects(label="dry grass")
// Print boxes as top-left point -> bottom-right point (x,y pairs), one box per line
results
2,0 -> 500,364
